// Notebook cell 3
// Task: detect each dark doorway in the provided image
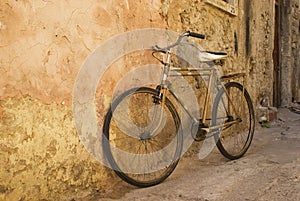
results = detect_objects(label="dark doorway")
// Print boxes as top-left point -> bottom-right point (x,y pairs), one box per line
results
273,0 -> 281,107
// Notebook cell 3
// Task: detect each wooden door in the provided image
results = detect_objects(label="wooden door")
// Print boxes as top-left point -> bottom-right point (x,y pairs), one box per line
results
273,0 -> 281,107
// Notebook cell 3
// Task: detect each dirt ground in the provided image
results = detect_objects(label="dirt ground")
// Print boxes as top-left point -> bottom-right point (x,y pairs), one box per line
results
82,108 -> 300,201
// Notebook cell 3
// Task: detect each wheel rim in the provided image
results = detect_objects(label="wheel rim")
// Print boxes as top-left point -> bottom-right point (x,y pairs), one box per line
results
213,82 -> 254,159
103,88 -> 182,186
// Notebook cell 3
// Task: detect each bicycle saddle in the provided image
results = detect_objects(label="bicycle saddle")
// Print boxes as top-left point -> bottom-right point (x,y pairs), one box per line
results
199,51 -> 228,62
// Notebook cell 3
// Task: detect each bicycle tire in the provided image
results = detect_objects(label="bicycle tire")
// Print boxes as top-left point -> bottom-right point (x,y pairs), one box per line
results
102,87 -> 182,187
212,82 -> 255,160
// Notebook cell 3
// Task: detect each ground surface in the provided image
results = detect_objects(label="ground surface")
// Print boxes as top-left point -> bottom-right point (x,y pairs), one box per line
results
83,108 -> 300,201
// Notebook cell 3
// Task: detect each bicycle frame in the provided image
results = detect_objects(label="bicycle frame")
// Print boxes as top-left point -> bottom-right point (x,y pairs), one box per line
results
157,50 -> 246,134
102,31 -> 255,187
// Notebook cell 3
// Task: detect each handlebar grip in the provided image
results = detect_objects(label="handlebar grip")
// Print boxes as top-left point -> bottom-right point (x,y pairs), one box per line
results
188,31 -> 205,39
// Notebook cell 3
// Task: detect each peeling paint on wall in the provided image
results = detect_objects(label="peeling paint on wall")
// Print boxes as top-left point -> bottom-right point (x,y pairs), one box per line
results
0,96 -> 113,200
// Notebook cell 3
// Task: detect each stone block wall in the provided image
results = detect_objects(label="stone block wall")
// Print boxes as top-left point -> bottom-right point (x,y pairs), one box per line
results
0,0 -> 280,200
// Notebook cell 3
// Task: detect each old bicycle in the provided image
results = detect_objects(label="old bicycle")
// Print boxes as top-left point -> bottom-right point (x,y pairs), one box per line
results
102,31 -> 255,187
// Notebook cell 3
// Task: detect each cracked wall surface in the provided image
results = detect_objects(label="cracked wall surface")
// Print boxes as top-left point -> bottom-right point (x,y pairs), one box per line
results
0,0 -> 292,200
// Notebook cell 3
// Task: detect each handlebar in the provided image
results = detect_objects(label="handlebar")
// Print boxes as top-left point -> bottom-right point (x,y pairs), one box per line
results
188,31 -> 205,39
152,31 -> 205,53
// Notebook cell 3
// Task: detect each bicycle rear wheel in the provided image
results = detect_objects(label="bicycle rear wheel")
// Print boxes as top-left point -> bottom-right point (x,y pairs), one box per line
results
212,82 -> 255,160
102,87 -> 182,187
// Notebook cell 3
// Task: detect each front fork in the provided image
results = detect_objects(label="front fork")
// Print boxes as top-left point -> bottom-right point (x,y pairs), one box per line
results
153,85 -> 167,105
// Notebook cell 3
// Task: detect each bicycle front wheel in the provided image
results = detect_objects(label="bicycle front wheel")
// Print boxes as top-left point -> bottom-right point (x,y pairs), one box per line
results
212,82 -> 255,160
102,87 -> 182,187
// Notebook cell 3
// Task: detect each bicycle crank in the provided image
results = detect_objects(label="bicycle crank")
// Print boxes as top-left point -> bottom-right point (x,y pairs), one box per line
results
191,121 -> 208,141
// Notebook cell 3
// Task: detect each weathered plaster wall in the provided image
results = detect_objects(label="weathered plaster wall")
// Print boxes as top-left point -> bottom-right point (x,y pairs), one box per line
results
291,0 -> 300,102
247,0 -> 275,109
1,0 -> 278,200
280,0 -> 300,105
162,0 -> 276,115
0,0 -> 164,200
0,97 -> 112,200
0,0 -> 164,103
281,0 -> 293,106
